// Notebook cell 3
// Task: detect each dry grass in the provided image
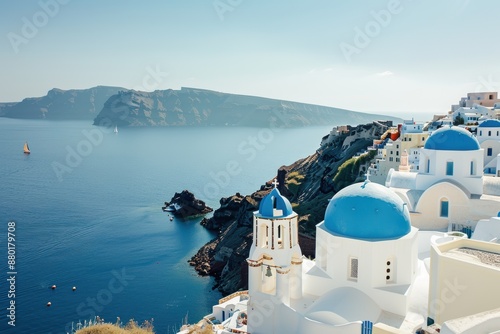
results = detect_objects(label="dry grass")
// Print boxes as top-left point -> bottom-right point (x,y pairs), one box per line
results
75,319 -> 154,334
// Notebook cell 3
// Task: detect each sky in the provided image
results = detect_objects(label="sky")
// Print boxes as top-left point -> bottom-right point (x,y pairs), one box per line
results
1,0 -> 500,120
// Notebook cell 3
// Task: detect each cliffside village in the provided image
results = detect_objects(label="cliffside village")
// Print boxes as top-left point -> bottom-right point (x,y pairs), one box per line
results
180,92 -> 500,334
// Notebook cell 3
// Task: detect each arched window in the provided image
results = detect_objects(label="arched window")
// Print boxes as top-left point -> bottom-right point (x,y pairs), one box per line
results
440,199 -> 449,218
259,224 -> 269,248
277,225 -> 284,249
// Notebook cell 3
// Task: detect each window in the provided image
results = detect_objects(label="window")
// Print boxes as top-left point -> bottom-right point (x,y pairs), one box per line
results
440,199 -> 449,217
277,225 -> 284,249
349,257 -> 358,280
488,148 -> 493,156
389,157 -> 393,162
490,94 -> 494,99
426,159 -> 430,173
261,225 -> 269,248
396,158 -> 400,162
396,151 -> 399,156
489,131 -> 492,136
446,161 -> 454,176
470,161 -> 476,175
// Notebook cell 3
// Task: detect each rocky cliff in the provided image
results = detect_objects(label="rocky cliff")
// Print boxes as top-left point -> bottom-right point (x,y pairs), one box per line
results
189,121 -> 391,295
93,87 -> 402,128
1,86 -> 124,120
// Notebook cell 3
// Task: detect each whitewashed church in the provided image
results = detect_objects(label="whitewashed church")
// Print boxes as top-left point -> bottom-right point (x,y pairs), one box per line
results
386,125 -> 500,230
196,126 -> 500,334
243,181 -> 424,334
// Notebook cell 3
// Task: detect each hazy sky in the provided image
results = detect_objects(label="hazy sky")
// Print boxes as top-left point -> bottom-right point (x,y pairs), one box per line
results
1,0 -> 499,119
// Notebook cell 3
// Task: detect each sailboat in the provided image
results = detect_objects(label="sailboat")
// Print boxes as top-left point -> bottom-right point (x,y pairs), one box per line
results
114,125 -> 118,134
23,142 -> 30,154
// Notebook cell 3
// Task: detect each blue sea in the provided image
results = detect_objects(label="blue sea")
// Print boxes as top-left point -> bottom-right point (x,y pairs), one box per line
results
0,118 -> 333,334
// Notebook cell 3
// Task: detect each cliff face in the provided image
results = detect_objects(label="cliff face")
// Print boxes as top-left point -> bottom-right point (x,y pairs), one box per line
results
189,121 -> 390,295
0,102 -> 16,116
3,86 -> 403,127
93,87 -> 401,128
1,86 -> 124,120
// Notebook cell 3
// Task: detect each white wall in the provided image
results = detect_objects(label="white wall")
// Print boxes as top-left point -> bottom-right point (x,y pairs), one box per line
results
441,308 -> 500,334
428,239 -> 500,325
417,148 -> 483,195
480,140 -> 500,172
477,127 -> 500,143
309,223 -> 418,316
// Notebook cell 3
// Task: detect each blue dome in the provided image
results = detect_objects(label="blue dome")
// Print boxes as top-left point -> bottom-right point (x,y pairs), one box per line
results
258,188 -> 293,218
479,119 -> 500,128
424,126 -> 480,151
324,182 -> 411,241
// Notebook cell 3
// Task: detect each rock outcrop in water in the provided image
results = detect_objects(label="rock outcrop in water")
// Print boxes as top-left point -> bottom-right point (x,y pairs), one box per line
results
93,87 -> 401,128
0,86 -> 124,120
163,190 -> 213,219
189,121 -> 391,295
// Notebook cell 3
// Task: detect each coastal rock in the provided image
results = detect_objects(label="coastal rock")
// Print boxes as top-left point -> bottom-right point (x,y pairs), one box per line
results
200,192 -> 262,231
92,87 -> 402,128
189,121 -> 389,295
163,190 -> 213,219
0,86 -> 124,120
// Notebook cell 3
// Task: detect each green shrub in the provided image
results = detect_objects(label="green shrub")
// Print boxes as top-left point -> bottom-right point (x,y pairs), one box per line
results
286,171 -> 305,197
333,150 -> 376,190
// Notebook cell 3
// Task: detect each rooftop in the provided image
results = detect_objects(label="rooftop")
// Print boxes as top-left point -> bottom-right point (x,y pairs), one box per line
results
455,247 -> 500,268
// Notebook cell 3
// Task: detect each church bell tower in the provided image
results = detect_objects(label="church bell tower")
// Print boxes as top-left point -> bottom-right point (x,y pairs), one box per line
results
247,180 -> 303,333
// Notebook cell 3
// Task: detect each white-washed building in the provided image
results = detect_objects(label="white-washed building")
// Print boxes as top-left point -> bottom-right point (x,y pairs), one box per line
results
387,126 -> 500,230
477,119 -> 500,176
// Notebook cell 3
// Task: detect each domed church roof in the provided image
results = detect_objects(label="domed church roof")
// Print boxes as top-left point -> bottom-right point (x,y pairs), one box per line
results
324,182 -> 411,241
258,187 -> 293,218
424,126 -> 480,151
478,119 -> 500,128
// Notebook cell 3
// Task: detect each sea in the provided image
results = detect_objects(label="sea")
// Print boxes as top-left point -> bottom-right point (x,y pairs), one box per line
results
0,118 -> 334,334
